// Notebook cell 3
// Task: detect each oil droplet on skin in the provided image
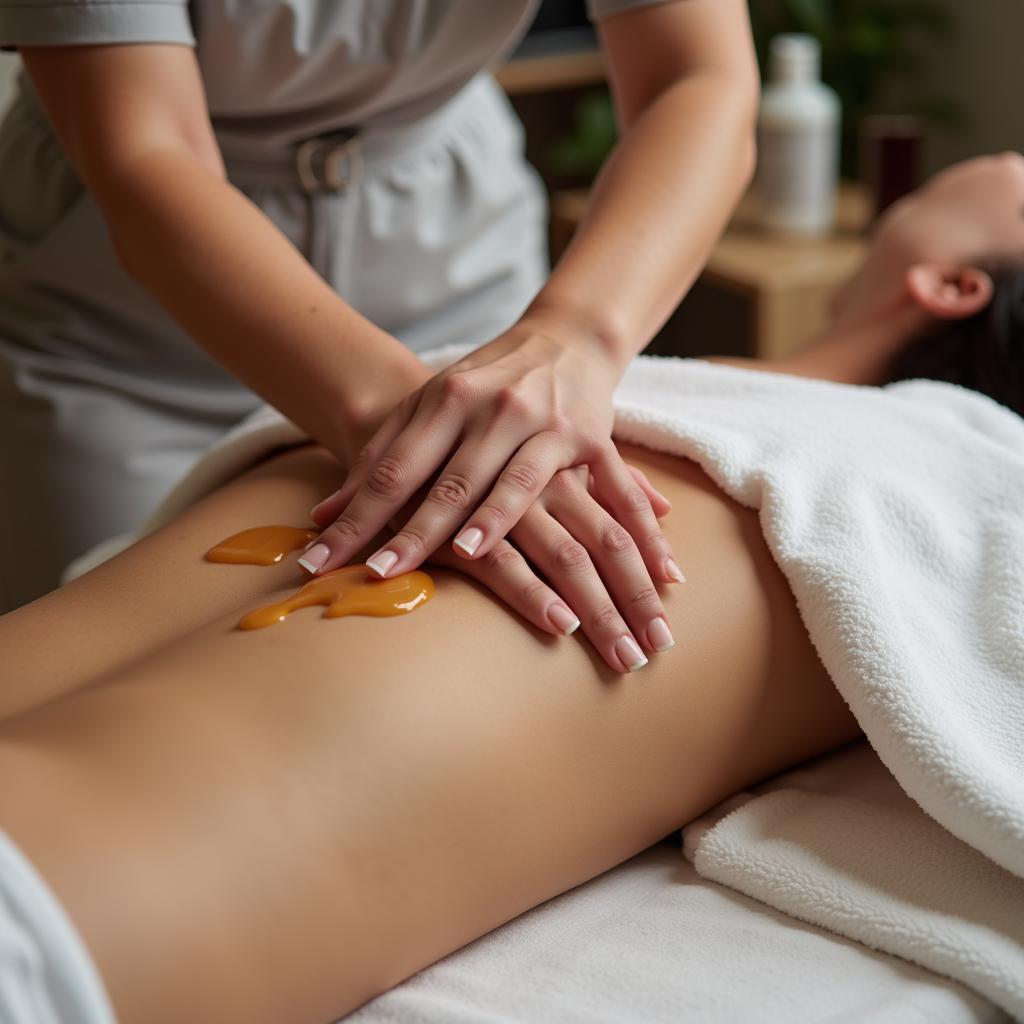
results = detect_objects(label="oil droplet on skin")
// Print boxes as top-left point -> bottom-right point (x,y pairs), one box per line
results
205,526 -> 318,565
238,565 -> 434,630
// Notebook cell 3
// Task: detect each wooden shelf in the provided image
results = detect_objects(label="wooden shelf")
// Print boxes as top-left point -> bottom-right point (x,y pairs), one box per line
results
495,49 -> 606,96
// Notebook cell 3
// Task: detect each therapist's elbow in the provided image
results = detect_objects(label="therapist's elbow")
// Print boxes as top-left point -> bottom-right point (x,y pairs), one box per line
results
739,127 -> 758,193
99,147 -> 226,282
718,71 -> 760,194
732,66 -> 760,190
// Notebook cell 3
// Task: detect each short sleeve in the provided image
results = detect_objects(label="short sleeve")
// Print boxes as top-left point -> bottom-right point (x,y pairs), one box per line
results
586,0 -> 685,20
0,1 -> 195,48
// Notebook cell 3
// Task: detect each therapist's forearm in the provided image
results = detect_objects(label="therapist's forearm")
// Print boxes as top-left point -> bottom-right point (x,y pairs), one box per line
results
528,72 -> 757,371
100,150 -> 428,456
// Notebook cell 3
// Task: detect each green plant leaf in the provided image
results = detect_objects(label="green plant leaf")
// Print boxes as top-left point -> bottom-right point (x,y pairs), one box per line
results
867,0 -> 953,34
782,0 -> 833,36
543,90 -> 617,178
904,94 -> 968,128
847,21 -> 897,58
579,93 -> 616,141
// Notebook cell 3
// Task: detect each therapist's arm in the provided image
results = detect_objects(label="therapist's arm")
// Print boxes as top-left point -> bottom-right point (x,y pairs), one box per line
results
19,43 -> 430,465
527,0 -> 759,366
19,42 -> 681,673
301,0 -> 759,590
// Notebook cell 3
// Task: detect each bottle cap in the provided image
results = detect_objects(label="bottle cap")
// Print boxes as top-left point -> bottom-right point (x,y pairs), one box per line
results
770,33 -> 821,84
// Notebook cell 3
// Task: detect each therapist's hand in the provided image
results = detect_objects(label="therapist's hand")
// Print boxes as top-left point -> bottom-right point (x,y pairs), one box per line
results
484,463 -> 679,672
304,309 -> 683,587
311,461 -> 678,673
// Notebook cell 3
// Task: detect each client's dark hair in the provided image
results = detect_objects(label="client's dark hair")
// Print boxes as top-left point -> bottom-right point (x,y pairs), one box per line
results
886,264 -> 1024,417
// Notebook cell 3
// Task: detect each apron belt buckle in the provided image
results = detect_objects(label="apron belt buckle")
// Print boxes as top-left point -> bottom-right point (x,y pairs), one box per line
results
295,133 -> 363,195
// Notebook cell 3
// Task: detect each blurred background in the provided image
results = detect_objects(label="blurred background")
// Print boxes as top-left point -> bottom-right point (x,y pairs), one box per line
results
494,0 -> 1024,359
1,0 -> 1020,358
497,0 -> 1020,183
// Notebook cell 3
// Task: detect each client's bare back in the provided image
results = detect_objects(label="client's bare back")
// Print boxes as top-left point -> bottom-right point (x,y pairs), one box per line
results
0,443 -> 861,1024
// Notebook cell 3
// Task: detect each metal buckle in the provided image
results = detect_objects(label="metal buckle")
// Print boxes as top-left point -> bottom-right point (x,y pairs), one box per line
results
295,134 -> 363,195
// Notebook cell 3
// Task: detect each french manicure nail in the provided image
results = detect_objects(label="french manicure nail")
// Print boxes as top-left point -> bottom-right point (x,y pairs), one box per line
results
547,604 -> 581,636
647,616 -> 675,652
298,543 -> 330,575
665,557 -> 686,584
454,526 -> 484,556
366,549 -> 399,577
615,635 -> 648,672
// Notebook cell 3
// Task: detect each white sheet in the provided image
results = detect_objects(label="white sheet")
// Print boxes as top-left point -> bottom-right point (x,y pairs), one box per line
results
346,840 -> 1003,1024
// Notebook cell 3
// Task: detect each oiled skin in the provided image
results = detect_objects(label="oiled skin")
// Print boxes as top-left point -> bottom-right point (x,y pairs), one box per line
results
0,443 -> 860,1024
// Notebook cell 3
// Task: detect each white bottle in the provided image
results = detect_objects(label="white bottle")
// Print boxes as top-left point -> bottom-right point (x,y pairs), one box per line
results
756,34 -> 841,235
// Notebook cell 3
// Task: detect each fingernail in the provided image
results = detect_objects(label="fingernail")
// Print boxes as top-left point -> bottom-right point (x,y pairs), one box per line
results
615,635 -> 648,672
647,617 -> 675,652
665,558 -> 686,584
366,549 -> 399,578
302,539 -> 316,552
453,526 -> 483,556
547,604 -> 581,636
298,543 -> 330,575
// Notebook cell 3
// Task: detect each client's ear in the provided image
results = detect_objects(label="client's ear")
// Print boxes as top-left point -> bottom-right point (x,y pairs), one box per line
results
906,263 -> 994,320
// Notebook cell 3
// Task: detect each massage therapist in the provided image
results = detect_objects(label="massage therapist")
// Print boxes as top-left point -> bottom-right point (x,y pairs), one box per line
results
0,0 -> 758,671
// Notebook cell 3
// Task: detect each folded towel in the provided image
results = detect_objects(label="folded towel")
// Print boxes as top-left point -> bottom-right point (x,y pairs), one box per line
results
684,743 -> 1024,1019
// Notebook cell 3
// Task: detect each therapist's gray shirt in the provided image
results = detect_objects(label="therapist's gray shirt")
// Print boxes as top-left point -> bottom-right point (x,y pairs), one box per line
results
0,0 -> 679,146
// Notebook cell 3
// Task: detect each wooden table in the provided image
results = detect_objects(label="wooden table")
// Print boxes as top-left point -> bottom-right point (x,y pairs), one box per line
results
550,183 -> 873,358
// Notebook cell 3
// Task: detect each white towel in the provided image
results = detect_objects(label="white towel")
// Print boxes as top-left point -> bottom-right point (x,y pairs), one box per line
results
603,356 -> 1024,880
69,349 -> 1024,1015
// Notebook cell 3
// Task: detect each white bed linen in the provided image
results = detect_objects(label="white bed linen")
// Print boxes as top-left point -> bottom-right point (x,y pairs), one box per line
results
345,841 -> 1003,1024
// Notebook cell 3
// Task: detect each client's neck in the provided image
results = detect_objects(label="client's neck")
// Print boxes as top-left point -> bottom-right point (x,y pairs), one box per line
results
776,297 -> 930,386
